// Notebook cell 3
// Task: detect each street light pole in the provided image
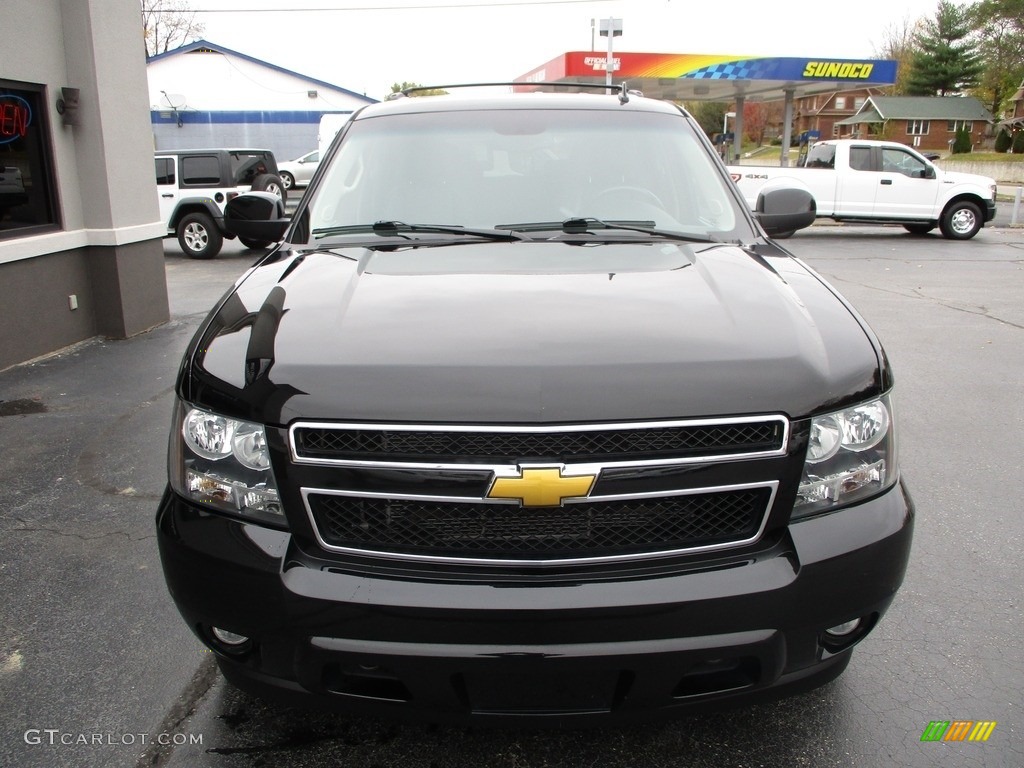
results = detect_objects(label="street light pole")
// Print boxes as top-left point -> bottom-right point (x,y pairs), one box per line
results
598,18 -> 622,92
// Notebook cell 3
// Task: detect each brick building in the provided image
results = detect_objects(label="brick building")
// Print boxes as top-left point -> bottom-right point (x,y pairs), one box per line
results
793,88 -> 887,140
836,95 -> 994,152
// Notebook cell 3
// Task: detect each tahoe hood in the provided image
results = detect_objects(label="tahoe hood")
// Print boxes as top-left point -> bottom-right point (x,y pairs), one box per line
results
186,240 -> 884,425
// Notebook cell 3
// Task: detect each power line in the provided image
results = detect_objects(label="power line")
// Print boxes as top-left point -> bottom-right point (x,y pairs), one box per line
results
170,0 -> 615,12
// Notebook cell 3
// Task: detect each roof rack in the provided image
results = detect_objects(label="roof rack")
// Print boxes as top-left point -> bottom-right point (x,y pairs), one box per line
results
387,82 -> 638,104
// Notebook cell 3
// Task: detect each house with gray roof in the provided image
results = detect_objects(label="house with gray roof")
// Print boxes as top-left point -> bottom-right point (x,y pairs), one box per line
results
836,96 -> 994,152
997,79 -> 1024,134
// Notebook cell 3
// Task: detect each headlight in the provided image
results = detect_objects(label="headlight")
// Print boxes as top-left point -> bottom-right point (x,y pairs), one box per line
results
794,394 -> 897,519
169,401 -> 285,527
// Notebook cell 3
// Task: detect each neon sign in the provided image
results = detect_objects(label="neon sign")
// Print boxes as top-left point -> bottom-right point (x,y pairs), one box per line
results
0,95 -> 32,145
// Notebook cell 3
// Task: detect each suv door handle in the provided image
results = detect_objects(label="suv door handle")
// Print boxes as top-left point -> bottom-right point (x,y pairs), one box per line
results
880,179 -> 893,185
161,193 -> 174,198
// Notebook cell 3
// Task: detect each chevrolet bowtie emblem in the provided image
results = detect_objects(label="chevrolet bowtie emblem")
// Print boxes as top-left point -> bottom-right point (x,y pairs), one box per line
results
487,467 -> 596,508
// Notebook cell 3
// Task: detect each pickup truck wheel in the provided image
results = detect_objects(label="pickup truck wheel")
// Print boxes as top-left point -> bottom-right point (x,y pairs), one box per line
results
939,201 -> 982,240
903,223 -> 935,235
176,212 -> 223,259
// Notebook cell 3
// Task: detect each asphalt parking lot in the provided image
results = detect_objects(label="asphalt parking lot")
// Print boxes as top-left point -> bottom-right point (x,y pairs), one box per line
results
1,210 -> 1022,768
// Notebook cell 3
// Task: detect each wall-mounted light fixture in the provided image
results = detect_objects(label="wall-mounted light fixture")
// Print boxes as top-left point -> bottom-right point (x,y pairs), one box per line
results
56,87 -> 80,126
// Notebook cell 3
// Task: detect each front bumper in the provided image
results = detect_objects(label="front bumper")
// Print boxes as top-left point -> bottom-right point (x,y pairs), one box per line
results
156,481 -> 913,724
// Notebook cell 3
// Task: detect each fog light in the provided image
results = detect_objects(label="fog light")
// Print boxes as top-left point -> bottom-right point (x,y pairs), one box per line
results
825,619 -> 861,637
211,627 -> 249,646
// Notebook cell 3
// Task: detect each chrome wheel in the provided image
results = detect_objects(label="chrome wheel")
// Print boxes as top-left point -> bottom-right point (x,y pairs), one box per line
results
940,201 -> 982,240
950,207 -> 977,235
183,222 -> 208,252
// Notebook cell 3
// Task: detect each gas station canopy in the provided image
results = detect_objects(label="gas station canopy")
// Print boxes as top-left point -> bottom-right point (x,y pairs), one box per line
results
514,52 -> 897,166
515,52 -> 898,103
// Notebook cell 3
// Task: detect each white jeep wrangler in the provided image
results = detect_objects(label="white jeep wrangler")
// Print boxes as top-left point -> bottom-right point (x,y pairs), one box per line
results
154,149 -> 286,258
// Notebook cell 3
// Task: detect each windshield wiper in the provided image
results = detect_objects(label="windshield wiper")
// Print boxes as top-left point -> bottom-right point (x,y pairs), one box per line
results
498,218 -> 722,245
312,221 -> 526,242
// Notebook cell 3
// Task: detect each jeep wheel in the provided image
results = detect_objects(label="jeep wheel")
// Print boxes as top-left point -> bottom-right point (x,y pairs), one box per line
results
280,171 -> 295,190
176,212 -> 223,259
939,201 -> 982,240
903,223 -> 935,235
239,237 -> 273,250
252,173 -> 287,204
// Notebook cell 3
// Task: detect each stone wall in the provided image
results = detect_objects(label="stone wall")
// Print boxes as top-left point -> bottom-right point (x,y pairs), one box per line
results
936,160 -> 1024,183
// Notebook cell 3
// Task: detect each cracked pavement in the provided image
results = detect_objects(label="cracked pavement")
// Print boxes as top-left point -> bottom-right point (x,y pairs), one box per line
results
1,213 -> 1022,767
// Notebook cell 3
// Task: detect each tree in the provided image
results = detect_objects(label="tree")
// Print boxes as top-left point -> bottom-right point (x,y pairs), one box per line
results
952,126 -> 973,153
969,0 -> 1024,117
1014,129 -> 1024,153
995,128 -> 1013,152
142,0 -> 204,57
389,82 -> 448,98
742,103 -> 770,146
906,1 -> 984,96
683,101 -> 730,141
872,15 -> 925,94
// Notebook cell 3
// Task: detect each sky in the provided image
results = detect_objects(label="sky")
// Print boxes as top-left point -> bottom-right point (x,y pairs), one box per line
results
187,0 -> 950,101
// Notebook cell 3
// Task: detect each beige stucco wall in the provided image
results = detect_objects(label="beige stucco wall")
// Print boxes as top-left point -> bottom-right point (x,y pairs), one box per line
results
1,0 -> 169,370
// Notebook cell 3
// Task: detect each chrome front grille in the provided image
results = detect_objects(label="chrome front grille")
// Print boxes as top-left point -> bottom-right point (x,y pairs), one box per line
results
291,417 -> 787,466
306,487 -> 772,562
290,417 -> 788,564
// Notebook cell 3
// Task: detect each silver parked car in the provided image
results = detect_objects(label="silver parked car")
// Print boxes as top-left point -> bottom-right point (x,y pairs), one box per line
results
277,150 -> 319,190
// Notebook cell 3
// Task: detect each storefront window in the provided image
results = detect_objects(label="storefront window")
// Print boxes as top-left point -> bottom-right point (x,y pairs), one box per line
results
0,81 -> 58,237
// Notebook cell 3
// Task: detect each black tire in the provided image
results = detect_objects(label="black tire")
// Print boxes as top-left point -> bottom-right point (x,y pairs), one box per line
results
939,201 -> 982,240
176,212 -> 223,259
772,230 -> 795,240
239,237 -> 273,250
903,223 -> 936,235
251,173 -> 287,204
279,171 -> 295,190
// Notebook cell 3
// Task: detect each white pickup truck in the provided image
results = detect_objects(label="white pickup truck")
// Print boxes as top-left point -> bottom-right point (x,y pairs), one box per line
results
727,139 -> 997,239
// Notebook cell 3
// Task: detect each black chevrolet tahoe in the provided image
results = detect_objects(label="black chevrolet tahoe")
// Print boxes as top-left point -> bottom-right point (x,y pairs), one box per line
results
157,85 -> 913,724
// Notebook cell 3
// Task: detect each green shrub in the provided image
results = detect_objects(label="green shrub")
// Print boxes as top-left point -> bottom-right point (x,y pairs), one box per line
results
952,127 -> 973,154
995,129 -> 1012,153
1013,130 -> 1024,154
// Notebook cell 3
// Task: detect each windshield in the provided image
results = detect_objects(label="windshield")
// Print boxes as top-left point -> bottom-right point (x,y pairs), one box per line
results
302,107 -> 751,242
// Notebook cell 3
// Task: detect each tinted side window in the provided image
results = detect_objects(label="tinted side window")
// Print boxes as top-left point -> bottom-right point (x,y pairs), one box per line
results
804,144 -> 835,169
181,155 -> 221,185
155,157 -> 175,185
849,147 -> 872,171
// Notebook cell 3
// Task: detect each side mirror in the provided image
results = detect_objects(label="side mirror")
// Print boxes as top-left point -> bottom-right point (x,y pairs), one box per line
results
224,192 -> 290,242
754,186 -> 816,237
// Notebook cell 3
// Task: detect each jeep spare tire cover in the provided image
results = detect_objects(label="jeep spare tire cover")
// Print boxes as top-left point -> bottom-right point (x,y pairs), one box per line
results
251,173 -> 287,203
